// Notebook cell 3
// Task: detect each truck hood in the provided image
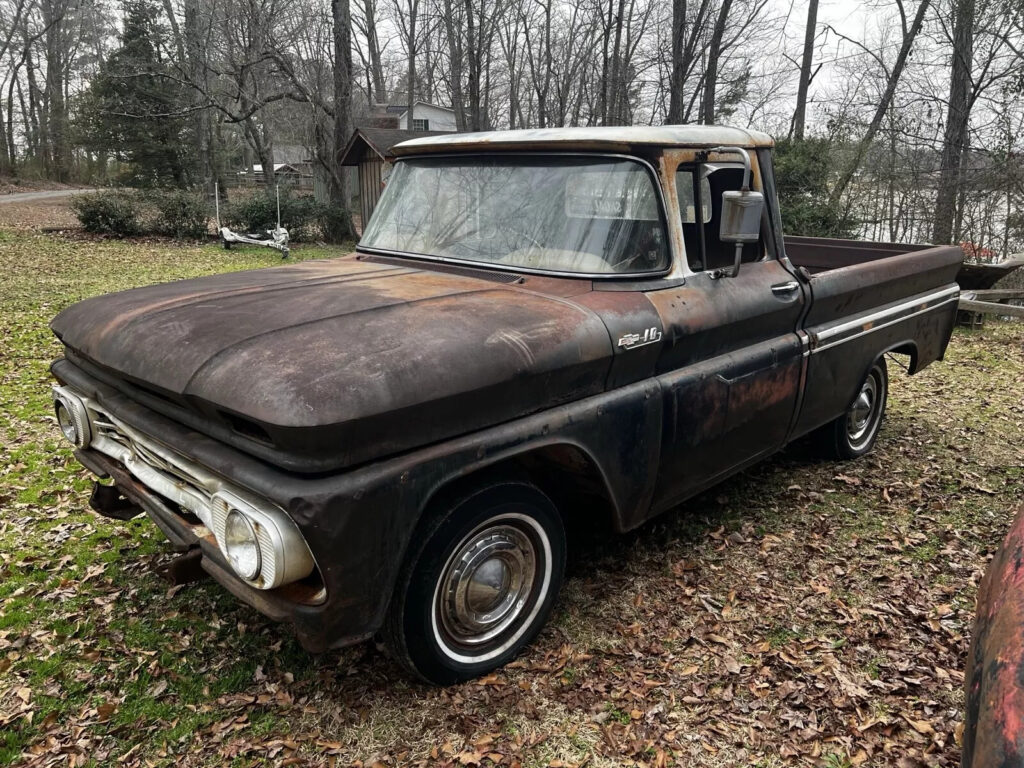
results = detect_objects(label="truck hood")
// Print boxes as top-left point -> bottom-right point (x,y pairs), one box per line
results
51,256 -> 613,471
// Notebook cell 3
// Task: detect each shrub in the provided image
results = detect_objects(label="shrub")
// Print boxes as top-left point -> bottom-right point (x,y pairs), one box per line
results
773,138 -> 857,239
318,205 -> 354,244
223,189 -> 327,242
146,189 -> 209,239
71,191 -> 141,236
72,188 -> 211,239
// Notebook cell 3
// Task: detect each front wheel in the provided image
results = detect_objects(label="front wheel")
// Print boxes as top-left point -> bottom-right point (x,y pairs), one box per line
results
382,482 -> 566,685
816,357 -> 888,460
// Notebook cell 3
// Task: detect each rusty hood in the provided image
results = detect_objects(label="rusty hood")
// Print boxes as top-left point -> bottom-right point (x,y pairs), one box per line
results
51,256 -> 615,472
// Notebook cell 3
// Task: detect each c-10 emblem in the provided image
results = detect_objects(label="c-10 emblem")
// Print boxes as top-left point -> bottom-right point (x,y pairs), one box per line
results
617,327 -> 663,349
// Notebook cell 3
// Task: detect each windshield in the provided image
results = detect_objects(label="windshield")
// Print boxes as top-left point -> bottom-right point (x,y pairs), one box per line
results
359,156 -> 670,275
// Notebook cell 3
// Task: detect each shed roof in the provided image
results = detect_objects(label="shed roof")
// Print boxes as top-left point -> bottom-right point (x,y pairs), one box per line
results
340,127 -> 452,166
392,125 -> 774,156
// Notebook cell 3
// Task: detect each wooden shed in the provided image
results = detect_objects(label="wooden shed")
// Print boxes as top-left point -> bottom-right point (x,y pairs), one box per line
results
340,127 -> 448,233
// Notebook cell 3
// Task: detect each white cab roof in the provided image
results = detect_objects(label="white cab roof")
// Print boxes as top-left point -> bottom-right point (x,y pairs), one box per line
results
391,125 -> 774,155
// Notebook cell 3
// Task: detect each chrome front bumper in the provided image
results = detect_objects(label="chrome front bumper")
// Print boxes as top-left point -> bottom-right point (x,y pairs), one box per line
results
52,384 -> 316,590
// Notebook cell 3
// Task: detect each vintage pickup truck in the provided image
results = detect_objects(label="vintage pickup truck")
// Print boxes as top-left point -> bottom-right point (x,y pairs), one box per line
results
49,126 -> 962,684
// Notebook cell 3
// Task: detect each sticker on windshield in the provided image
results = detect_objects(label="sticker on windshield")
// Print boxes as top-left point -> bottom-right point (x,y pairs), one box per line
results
618,327 -> 662,349
565,171 -> 659,221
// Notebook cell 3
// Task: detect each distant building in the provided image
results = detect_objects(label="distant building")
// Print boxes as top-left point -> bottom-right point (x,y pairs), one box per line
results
366,101 -> 458,132
340,127 -> 453,231
237,144 -> 314,188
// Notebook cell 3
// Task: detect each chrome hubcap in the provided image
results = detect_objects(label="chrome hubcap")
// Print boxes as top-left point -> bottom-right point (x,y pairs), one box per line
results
437,524 -> 537,647
847,375 -> 878,445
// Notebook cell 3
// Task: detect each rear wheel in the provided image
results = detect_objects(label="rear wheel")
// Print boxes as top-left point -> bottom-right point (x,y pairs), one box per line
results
816,357 -> 888,460
382,482 -> 566,685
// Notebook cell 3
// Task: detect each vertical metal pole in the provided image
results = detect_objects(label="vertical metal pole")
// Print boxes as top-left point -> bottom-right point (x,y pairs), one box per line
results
215,181 -> 221,229
276,184 -> 281,229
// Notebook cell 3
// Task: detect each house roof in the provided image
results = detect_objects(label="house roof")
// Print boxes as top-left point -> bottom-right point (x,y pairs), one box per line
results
340,127 -> 453,166
273,144 -> 310,165
241,163 -> 302,174
376,100 -> 456,116
392,125 -> 774,156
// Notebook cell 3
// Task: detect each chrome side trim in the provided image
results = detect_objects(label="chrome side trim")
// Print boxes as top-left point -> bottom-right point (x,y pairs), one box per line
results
810,286 -> 960,353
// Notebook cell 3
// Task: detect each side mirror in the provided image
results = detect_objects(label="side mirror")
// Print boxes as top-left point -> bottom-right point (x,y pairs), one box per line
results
711,188 -> 764,279
704,146 -> 763,279
720,189 -> 764,243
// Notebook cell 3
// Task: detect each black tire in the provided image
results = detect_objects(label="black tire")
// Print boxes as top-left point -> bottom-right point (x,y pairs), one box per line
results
816,357 -> 888,460
382,481 -> 566,685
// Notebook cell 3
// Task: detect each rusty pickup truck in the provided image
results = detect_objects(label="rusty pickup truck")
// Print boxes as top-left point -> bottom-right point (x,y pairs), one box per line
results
49,126 -> 962,684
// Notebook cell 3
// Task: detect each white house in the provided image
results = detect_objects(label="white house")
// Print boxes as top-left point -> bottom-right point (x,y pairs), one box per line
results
377,101 -> 458,132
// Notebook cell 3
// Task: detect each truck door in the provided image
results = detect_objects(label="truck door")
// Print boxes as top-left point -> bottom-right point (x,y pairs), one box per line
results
646,154 -> 806,511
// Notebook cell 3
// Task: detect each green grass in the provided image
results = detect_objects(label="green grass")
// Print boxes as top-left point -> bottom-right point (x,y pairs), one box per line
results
0,233 -> 348,766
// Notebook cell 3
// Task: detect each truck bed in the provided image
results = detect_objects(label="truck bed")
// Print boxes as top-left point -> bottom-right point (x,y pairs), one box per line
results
784,235 -> 933,274
782,235 -> 963,438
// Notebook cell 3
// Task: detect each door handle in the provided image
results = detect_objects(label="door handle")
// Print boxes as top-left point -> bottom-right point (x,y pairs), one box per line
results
771,281 -> 800,296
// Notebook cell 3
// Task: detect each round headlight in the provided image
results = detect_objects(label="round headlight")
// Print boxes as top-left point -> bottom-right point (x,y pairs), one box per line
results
55,400 -> 79,445
224,509 -> 261,580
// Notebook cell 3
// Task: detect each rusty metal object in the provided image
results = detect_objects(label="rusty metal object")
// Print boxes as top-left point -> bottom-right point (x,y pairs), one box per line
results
957,256 -> 1024,291
963,505 -> 1024,768
959,290 -> 1024,319
51,257 -> 614,473
48,129 -> 965,655
154,547 -> 208,585
88,481 -> 141,520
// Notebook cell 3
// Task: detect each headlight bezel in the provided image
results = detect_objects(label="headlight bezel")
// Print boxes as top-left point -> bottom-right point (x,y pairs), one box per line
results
210,491 -> 315,590
223,508 -> 262,580
52,387 -> 92,448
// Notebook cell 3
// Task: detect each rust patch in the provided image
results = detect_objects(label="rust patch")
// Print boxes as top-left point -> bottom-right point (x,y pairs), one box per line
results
963,504 -> 1024,768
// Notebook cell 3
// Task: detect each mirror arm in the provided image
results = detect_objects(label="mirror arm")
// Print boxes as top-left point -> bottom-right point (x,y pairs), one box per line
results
710,243 -> 743,280
706,146 -> 752,191
707,146 -> 753,279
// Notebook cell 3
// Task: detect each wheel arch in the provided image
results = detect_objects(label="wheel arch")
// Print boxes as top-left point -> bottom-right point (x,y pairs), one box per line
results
882,339 -> 919,374
415,439 -> 623,541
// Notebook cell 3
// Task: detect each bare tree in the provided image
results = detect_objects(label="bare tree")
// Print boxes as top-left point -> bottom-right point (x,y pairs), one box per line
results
932,0 -> 973,244
791,0 -> 818,139
353,0 -> 387,104
390,0 -> 419,128
828,0 -> 931,205
700,0 -> 732,124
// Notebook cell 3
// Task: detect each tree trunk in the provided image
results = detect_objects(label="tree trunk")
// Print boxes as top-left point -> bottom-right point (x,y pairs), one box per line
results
667,0 -> 686,122
465,0 -> 481,130
405,0 -> 417,130
0,96 -> 8,174
700,0 -> 732,125
667,0 -> 711,124
540,0 -> 552,127
43,0 -> 69,181
828,0 -> 931,206
330,0 -> 355,239
443,0 -> 466,130
364,0 -> 387,103
184,0 -> 213,192
932,0 -> 974,245
792,0 -> 818,140
23,26 -> 44,165
599,0 -> 611,123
